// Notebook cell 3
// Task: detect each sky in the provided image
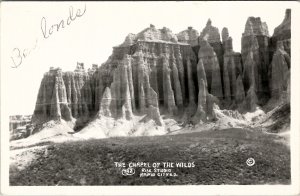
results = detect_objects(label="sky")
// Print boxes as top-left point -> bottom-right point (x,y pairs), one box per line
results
1,1 -> 292,115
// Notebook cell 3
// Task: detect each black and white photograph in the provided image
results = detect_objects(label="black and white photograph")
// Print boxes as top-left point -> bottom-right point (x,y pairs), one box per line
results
1,1 -> 300,195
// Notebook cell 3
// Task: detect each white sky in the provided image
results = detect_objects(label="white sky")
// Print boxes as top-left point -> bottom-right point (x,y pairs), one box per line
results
0,1 -> 292,115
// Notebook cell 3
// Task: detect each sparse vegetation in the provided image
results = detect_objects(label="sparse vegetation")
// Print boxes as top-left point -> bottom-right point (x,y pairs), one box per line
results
10,128 -> 290,185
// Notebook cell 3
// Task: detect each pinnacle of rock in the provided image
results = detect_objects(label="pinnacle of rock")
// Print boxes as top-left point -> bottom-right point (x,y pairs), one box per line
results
221,27 -> 229,42
243,17 -> 269,36
30,9 -> 290,138
199,19 -> 221,43
206,19 -> 212,26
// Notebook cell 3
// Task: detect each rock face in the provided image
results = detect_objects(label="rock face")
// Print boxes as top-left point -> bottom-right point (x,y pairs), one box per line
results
198,40 -> 223,99
243,17 -> 269,37
241,16 -> 270,107
269,9 -> 291,104
33,25 -> 197,127
162,55 -> 178,114
98,87 -> 112,117
271,9 -> 291,55
199,19 -> 221,43
192,59 -> 218,123
222,28 -> 243,106
235,75 -> 245,106
199,19 -> 224,90
242,51 -> 259,110
110,56 -> 134,120
32,68 -> 74,123
269,42 -> 290,100
31,9 -> 291,137
120,24 -> 179,46
177,27 -> 199,46
145,88 -> 164,126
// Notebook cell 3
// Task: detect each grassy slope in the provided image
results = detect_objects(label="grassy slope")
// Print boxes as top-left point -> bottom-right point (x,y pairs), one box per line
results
10,128 -> 290,185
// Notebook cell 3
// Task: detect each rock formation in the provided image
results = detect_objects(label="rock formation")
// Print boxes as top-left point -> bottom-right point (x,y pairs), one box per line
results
32,25 -> 197,126
269,42 -> 290,100
186,57 -> 196,105
192,78 -> 207,123
235,75 -> 246,106
199,19 -> 224,91
162,54 -> 177,114
268,9 -> 291,106
241,16 -> 270,106
30,9 -> 291,137
120,24 -> 179,46
192,59 -> 218,124
145,88 -> 164,126
32,68 -> 74,123
242,51 -> 259,111
271,9 -> 291,55
110,60 -> 133,120
245,85 -> 258,112
199,19 -> 221,43
170,55 -> 183,107
177,27 -> 199,46
198,40 -> 223,99
222,28 -> 243,106
98,87 -> 112,117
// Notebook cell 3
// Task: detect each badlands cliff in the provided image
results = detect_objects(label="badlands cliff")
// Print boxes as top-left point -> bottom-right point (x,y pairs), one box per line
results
29,9 -> 291,138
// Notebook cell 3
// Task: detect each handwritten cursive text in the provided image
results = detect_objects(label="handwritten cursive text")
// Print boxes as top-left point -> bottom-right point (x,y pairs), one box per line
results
41,5 -> 86,39
11,4 -> 86,68
11,39 -> 38,68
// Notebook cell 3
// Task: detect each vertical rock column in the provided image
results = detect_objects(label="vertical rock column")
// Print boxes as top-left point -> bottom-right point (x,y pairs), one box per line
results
241,17 -> 270,106
120,59 -> 134,120
174,45 -> 186,104
186,57 -> 196,105
124,55 -> 136,113
222,27 -> 243,107
269,9 -> 291,103
136,52 -> 148,113
192,59 -> 218,123
192,59 -> 207,123
199,19 -> 224,95
147,87 -> 164,126
109,58 -> 133,120
162,55 -> 177,114
32,68 -> 72,123
198,40 -> 223,100
269,41 -> 290,100
170,54 -> 183,107
235,75 -> 246,106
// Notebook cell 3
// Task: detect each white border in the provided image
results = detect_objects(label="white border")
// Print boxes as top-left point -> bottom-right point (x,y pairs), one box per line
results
1,1 -> 300,195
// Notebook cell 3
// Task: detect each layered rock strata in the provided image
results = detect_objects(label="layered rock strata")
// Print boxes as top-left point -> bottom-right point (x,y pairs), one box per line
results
32,25 -> 198,128
31,9 -> 291,135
